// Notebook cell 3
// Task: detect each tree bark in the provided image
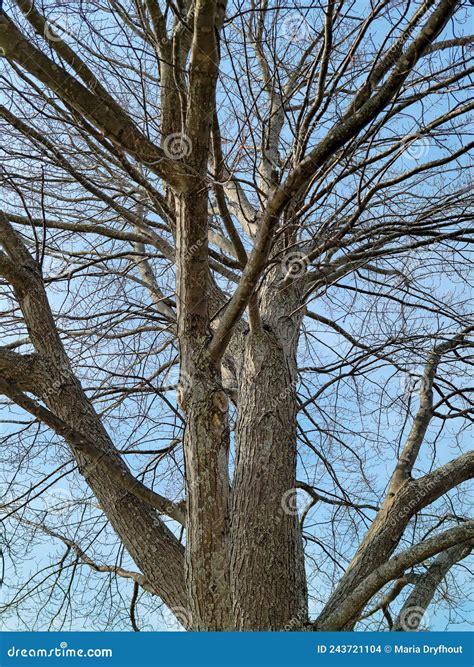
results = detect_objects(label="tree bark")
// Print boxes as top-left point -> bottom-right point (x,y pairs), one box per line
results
230,283 -> 308,630
316,454 -> 474,629
0,215 -> 188,616
393,541 -> 472,631
0,0 -> 471,634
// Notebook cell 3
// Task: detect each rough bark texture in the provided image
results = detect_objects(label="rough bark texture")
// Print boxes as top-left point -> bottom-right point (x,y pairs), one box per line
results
0,216 -> 187,615
392,542 -> 472,631
230,281 -> 308,630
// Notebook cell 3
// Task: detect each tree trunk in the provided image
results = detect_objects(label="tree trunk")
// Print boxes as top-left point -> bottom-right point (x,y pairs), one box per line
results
230,283 -> 308,630
176,190 -> 231,630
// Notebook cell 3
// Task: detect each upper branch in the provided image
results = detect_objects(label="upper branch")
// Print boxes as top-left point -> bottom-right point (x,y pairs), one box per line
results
0,14 -> 189,190
392,541 -> 472,631
208,0 -> 460,360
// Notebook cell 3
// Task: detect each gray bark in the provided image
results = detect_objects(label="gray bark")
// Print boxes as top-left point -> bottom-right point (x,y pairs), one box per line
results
393,541 -> 472,631
230,282 -> 308,629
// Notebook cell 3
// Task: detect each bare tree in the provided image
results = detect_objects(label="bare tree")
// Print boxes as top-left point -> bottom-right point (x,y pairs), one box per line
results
0,0 -> 473,631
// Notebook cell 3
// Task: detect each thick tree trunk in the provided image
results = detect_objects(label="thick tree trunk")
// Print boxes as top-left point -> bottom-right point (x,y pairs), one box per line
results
176,190 -> 231,630
181,353 -> 231,631
230,284 -> 308,630
173,0 -> 232,630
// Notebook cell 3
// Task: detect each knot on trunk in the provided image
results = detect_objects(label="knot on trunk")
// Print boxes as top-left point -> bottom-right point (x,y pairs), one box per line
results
212,389 -> 229,413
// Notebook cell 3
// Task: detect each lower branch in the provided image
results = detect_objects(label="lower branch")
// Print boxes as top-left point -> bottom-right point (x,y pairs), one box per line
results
314,522 -> 474,630
392,540 -> 472,631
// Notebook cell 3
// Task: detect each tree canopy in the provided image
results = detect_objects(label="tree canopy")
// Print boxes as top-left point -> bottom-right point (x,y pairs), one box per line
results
0,0 -> 472,631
